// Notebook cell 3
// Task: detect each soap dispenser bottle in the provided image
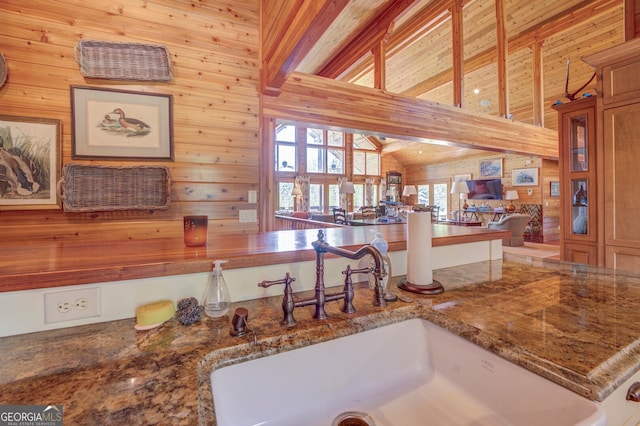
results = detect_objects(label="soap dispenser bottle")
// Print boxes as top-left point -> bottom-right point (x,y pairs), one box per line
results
203,260 -> 231,317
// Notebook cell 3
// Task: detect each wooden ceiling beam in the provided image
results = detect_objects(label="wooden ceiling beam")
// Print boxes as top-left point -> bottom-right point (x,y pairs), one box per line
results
261,0 -> 349,96
364,136 -> 383,150
317,0 -> 418,79
341,0 -> 469,83
263,72 -> 559,159
402,0 -> 619,97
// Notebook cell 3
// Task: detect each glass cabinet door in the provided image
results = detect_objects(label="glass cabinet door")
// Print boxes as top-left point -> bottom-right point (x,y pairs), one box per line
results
570,179 -> 588,235
570,115 -> 588,172
562,100 -> 595,242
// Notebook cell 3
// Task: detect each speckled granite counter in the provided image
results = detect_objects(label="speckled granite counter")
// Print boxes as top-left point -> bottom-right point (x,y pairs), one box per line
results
1,256 -> 639,425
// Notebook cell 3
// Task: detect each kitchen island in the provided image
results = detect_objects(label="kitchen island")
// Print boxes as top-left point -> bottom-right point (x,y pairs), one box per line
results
1,254 -> 639,425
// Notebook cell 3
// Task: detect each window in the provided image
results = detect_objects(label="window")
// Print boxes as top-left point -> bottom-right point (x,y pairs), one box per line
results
308,184 -> 324,212
417,185 -> 430,204
275,124 -> 297,172
418,182 -> 449,219
433,183 -> 448,218
307,128 -> 344,174
273,122 -> 381,213
353,134 -> 380,176
353,183 -> 379,210
328,184 -> 340,211
278,182 -> 294,212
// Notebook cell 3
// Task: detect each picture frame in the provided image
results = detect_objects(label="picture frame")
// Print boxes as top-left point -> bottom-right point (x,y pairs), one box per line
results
0,115 -> 62,210
453,173 -> 471,182
479,158 -> 503,178
71,85 -> 173,160
550,181 -> 560,197
512,167 -> 539,186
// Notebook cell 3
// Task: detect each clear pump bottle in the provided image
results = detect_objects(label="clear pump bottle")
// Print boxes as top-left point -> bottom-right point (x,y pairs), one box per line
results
203,260 -> 231,317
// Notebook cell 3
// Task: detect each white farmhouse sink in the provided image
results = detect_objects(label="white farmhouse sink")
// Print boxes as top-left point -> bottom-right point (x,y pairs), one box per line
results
211,318 -> 605,426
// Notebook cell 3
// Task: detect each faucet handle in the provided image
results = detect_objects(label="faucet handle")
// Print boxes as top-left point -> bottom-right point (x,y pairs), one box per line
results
258,273 -> 297,327
258,272 -> 296,289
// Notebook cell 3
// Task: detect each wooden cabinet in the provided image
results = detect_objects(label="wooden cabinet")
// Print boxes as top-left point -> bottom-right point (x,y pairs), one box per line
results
553,97 -> 598,265
386,171 -> 402,201
563,242 -> 598,266
582,37 -> 640,273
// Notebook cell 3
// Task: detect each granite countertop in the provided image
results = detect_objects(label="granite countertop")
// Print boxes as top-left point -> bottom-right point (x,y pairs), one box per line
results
1,256 -> 639,425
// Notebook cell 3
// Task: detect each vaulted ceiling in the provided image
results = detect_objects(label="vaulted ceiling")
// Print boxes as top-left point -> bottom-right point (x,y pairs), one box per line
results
262,0 -> 625,166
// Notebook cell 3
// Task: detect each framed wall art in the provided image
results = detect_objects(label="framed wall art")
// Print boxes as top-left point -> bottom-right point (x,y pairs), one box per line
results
453,174 -> 471,182
71,86 -> 174,160
550,181 -> 560,197
0,115 -> 62,210
479,158 -> 503,177
512,167 -> 539,186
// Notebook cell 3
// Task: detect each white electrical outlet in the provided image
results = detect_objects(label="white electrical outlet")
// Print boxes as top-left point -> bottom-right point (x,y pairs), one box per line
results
239,209 -> 257,223
44,288 -> 101,324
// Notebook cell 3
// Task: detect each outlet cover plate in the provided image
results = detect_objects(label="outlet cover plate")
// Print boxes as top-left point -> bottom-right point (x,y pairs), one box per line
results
44,288 -> 101,324
239,209 -> 257,223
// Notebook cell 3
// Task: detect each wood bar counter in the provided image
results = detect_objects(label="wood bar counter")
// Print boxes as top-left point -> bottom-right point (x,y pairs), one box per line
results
0,224 -> 508,293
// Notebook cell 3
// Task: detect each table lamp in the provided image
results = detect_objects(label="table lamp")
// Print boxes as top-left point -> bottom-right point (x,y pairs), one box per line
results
339,181 -> 355,210
450,181 -> 470,225
402,185 -> 417,205
505,190 -> 519,213
291,186 -> 302,211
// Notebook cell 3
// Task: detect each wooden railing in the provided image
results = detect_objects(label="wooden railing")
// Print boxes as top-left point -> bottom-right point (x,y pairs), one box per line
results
274,215 -> 345,231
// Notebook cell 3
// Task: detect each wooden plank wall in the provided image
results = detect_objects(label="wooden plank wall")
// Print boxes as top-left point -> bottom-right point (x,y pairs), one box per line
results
0,0 -> 260,242
541,158 -> 560,242
405,153 -> 560,241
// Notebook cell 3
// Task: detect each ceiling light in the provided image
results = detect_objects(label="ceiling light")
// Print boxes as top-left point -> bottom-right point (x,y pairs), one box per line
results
473,88 -> 480,95
480,99 -> 490,107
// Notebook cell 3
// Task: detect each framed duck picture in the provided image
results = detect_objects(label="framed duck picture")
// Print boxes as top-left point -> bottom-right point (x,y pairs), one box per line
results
71,86 -> 174,160
0,115 -> 62,210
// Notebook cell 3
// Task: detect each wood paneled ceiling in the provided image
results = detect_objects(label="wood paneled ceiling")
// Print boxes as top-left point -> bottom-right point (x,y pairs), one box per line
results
268,0 -> 625,166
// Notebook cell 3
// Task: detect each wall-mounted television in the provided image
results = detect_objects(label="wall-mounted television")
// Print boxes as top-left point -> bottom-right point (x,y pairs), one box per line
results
465,179 -> 503,200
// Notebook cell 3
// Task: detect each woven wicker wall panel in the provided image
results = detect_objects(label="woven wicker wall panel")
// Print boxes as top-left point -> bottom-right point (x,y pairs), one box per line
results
75,40 -> 172,82
58,164 -> 171,212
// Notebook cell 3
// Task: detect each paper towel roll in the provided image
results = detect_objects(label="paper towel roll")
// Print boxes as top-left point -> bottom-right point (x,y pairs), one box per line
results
406,211 -> 433,285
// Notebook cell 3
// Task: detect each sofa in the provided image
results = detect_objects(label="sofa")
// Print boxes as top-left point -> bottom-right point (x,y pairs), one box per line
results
486,213 -> 531,246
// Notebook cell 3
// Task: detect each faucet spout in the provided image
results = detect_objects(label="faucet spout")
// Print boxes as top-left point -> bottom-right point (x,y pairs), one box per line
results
312,230 -> 387,318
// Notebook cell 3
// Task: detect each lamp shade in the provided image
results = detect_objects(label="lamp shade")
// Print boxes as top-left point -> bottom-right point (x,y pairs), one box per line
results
291,186 -> 302,197
450,181 -> 470,194
402,185 -> 417,197
339,181 -> 355,194
505,190 -> 519,200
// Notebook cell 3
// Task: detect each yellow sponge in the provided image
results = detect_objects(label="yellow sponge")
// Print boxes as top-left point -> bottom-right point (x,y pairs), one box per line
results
136,300 -> 175,326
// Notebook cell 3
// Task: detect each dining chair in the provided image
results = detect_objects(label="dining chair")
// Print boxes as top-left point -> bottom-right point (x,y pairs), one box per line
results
360,205 -> 377,219
332,208 -> 347,224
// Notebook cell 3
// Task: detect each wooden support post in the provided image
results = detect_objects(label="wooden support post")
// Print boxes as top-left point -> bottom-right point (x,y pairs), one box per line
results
451,0 -> 464,108
495,0 -> 508,118
373,40 -> 387,91
532,41 -> 545,127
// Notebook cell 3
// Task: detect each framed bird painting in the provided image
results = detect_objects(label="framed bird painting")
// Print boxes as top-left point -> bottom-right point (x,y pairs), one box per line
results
0,115 -> 62,210
71,86 -> 174,160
